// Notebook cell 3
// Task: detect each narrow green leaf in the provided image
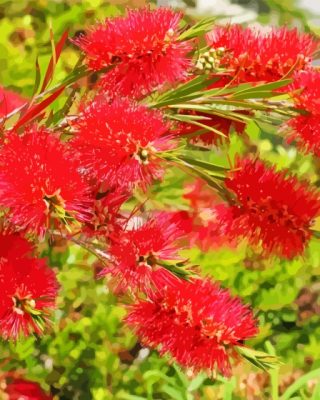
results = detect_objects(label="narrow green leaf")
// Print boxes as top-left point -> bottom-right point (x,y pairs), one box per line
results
152,76 -> 220,108
223,376 -> 236,400
311,382 -> 320,400
178,16 -> 216,41
41,28 -> 69,92
233,91 -> 283,100
13,85 -> 65,131
209,99 -> 267,110
280,368 -> 320,400
236,346 -> 283,372
173,364 -> 189,387
173,114 -> 212,121
265,341 -> 280,400
179,155 -> 229,173
32,57 -> 41,97
162,153 -> 227,198
156,75 -> 210,101
230,79 -> 292,98
169,114 -> 227,138
48,87 -> 77,126
162,384 -> 185,400
118,394 -> 147,400
188,373 -> 206,392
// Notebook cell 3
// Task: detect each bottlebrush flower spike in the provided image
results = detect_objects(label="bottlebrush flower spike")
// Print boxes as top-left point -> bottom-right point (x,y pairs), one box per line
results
101,213 -> 189,293
70,96 -> 173,191
0,127 -> 93,235
206,25 -> 317,82
4,378 -> 53,400
184,178 -> 221,211
84,188 -> 129,238
287,114 -> 320,157
0,233 -> 58,340
0,87 -> 26,118
225,157 -> 320,258
0,232 -> 33,260
183,179 -> 235,251
126,278 -> 258,376
286,70 -> 320,156
73,7 -> 192,98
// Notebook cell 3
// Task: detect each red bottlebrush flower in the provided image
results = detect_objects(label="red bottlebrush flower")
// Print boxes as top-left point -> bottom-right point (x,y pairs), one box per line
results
70,96 -> 173,190
190,204 -> 235,252
101,213 -> 188,293
183,179 -> 235,251
287,114 -> 320,157
73,7 -> 192,98
289,70 -> 320,113
126,278 -> 258,376
206,25 -> 317,83
0,87 -> 26,118
0,232 -> 33,260
0,127 -> 93,235
225,157 -> 320,258
184,178 -> 224,211
84,188 -> 129,238
5,378 -> 52,400
285,70 -> 320,156
0,233 -> 58,340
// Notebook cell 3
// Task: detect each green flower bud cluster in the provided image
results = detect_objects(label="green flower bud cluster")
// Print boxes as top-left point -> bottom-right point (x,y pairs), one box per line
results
195,47 -> 226,73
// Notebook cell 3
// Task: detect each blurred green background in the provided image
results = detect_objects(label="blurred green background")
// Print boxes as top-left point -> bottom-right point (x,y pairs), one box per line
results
1,0 -> 320,399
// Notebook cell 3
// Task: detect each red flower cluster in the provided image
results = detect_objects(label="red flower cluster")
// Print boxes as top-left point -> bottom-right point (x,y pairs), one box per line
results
101,213 -> 187,293
74,7 -> 192,98
4,378 -> 52,400
3,6 -> 307,377
70,96 -> 173,190
0,87 -> 26,118
127,278 -> 258,376
183,179 -> 235,251
0,127 -> 92,236
286,70 -> 320,156
0,233 -> 58,340
84,188 -> 129,238
225,158 -> 320,258
206,25 -> 317,83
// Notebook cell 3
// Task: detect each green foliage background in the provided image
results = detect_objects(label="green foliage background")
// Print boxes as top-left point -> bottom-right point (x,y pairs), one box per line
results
0,0 -> 320,399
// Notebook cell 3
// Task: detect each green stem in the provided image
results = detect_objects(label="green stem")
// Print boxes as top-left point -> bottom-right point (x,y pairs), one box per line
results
265,341 -> 279,400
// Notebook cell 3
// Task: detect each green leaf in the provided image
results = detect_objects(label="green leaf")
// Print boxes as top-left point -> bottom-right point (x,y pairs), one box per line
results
230,79 -> 292,98
223,376 -> 236,400
164,154 -> 229,200
233,91 -> 283,100
178,16 -> 216,41
151,75 -> 220,108
32,57 -> 41,97
265,341 -> 280,400
173,113 -> 212,121
157,259 -> 194,280
156,75 -> 212,101
236,346 -> 283,372
280,368 -> 320,400
13,85 -> 65,130
162,384 -> 185,400
173,364 -> 189,387
41,28 -> 69,92
188,373 -> 207,392
178,155 -> 229,174
117,394 -> 147,400
311,382 -> 320,400
169,113 -> 227,138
